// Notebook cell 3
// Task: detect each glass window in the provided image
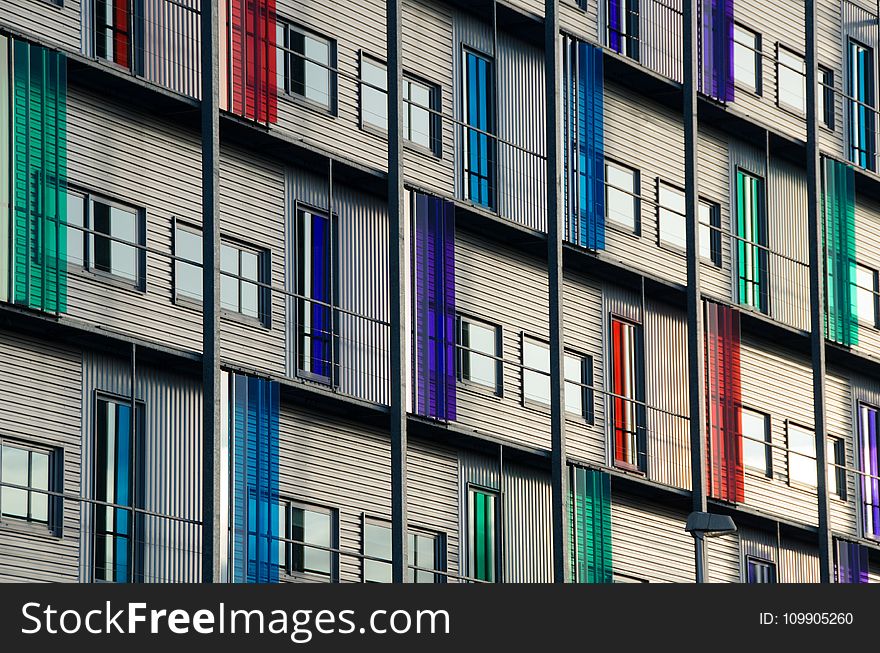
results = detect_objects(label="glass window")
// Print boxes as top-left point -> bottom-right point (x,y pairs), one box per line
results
606,0 -> 640,61
362,521 -> 443,583
94,0 -> 130,69
360,56 -> 387,131
610,317 -> 645,471
521,336 -> 592,420
827,437 -> 846,500
220,242 -> 265,323
409,531 -> 442,583
295,208 -> 335,382
94,396 -> 143,583
458,317 -> 500,394
463,49 -> 496,210
734,25 -> 761,94
746,557 -> 776,583
67,191 -> 86,268
820,66 -> 835,130
279,502 -> 334,579
848,39 -> 876,171
657,182 -> 685,250
777,47 -> 805,114
468,488 -> 497,582
699,199 -> 722,266
735,169 -> 769,313
858,403 -> 880,538
606,162 -> 639,233
742,408 -> 771,476
278,22 -> 335,110
174,223 -> 203,302
856,264 -> 878,327
788,423 -> 816,487
0,442 -> 53,528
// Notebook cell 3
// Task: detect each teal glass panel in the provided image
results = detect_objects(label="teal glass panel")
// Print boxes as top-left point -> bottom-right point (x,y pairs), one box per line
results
822,156 -> 858,347
569,467 -> 612,583
0,35 -> 10,304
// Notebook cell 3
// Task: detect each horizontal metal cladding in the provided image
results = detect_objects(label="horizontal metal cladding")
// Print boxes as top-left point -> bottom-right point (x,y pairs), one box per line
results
729,0 -> 805,142
458,450 -> 553,583
559,2 -> 600,46
852,195 -> 880,360
740,527 -> 821,582
644,299 -> 691,490
1,0 -> 81,52
699,127 -> 734,303
706,533 -> 742,583
562,270 -> 606,466
611,489 -> 695,582
453,229 -> 551,451
0,330 -> 81,582
285,167 -> 390,405
218,144 -> 286,377
825,368 -> 859,538
816,0 -> 844,160
80,351 -> 202,583
64,84 -> 203,352
602,81 -> 687,287
739,335 -> 818,527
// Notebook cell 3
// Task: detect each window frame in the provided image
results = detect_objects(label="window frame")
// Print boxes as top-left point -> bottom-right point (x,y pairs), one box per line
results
66,186 -> 147,292
456,314 -> 503,397
827,435 -> 847,502
786,420 -> 817,490
819,65 -> 835,131
171,218 -> 204,308
219,236 -> 272,328
519,333 -> 594,423
0,437 -> 62,537
734,167 -> 769,314
700,197 -> 723,267
359,515 -> 446,583
278,499 -> 338,582
276,19 -> 338,115
466,484 -> 499,583
461,46 -> 497,211
855,263 -> 879,329
846,37 -> 876,172
733,23 -> 762,96
608,313 -> 646,473
656,179 -> 686,254
605,159 -> 641,236
741,407 -> 772,478
775,43 -> 806,116
745,556 -> 777,583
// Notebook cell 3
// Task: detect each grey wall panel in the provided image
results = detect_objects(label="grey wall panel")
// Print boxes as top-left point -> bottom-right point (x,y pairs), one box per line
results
740,335 -> 818,527
817,0 -> 844,160
825,368 -> 859,538
0,0 -> 81,53
611,490 -> 695,582
706,533 -> 741,583
640,0 -> 682,83
458,451 -> 553,582
80,351 -> 202,583
563,271 -> 606,465
644,299 -> 691,490
559,3 -> 600,45
699,127 -> 735,304
739,528 -> 819,582
285,167 -> 390,405
454,230 -> 551,451
219,145 -> 286,377
0,331 -> 81,582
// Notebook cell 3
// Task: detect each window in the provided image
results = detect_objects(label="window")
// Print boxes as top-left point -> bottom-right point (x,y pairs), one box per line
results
788,423 -> 816,488
742,408 -> 771,477
462,49 -> 496,210
606,0 -> 640,61
746,557 -> 776,583
856,264 -> 878,327
657,182 -> 685,250
221,241 -> 267,323
606,162 -> 639,233
94,0 -> 131,69
819,66 -> 835,130
776,46 -> 805,114
362,520 -> 443,583
94,396 -> 144,583
521,336 -> 593,421
359,54 -> 440,155
295,207 -> 336,383
734,169 -> 769,313
847,39 -> 876,171
278,502 -> 335,580
468,487 -> 497,582
609,316 -> 645,471
0,440 -> 58,532
67,190 -> 145,289
828,436 -> 846,500
173,222 -> 202,302
734,25 -> 761,94
700,199 -> 722,266
458,316 -> 501,394
858,403 -> 880,538
277,22 -> 335,111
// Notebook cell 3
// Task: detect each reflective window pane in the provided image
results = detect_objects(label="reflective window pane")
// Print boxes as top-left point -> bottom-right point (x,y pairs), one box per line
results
606,163 -> 637,231
66,192 -> 85,267
789,425 -> 817,487
658,184 -> 685,249
287,27 -> 333,108
1,445 -> 28,519
364,522 -> 393,583
734,26 -> 759,92
460,320 -> 498,390
856,264 -> 877,326
362,58 -> 387,130
91,200 -> 139,282
175,227 -> 203,301
742,408 -> 770,475
777,48 -> 805,113
522,338 -> 549,405
564,353 -> 584,416
220,244 -> 239,312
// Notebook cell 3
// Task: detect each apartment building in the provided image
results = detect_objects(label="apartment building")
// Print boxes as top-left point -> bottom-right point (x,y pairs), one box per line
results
0,0 -> 879,584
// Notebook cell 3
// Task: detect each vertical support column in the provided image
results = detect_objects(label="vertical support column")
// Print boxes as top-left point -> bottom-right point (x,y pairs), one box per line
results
545,0 -> 569,583
387,0 -> 409,583
805,0 -> 833,583
201,0 -> 222,583
683,0 -> 708,582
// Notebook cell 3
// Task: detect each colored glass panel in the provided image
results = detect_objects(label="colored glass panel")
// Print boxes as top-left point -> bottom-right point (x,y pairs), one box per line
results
859,404 -> 880,539
222,0 -> 278,123
610,317 -> 644,470
836,539 -> 869,584
735,169 -> 767,313
569,467 -> 613,583
469,488 -> 496,582
463,50 -> 495,210
296,209 -> 334,382
847,40 -> 875,171
822,156 -> 858,346
698,0 -> 735,102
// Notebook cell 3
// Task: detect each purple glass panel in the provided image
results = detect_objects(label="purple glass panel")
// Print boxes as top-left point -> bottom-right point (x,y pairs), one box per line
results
699,0 -> 734,102
608,0 -> 622,53
861,405 -> 880,538
836,540 -> 869,584
310,213 -> 331,379
413,193 -> 456,421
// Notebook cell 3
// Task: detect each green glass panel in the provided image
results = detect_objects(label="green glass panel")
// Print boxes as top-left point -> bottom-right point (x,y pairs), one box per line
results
470,489 -> 495,582
0,36 -> 9,304
569,467 -> 612,583
11,39 -> 67,313
822,156 -> 858,347
735,170 -> 767,313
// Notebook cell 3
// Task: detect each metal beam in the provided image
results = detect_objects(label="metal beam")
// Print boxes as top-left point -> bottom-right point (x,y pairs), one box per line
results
387,0 -> 409,583
545,0 -> 569,583
200,0 -> 221,583
805,0 -> 833,583
683,0 -> 707,583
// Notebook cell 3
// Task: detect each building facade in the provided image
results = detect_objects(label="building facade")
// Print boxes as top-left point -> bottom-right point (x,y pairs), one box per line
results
1,0 -> 879,584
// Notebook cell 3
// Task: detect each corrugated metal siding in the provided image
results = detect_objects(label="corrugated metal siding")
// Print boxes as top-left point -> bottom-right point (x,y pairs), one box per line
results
611,490 -> 695,582
740,527 -> 820,582
454,230 -> 551,451
825,368 -> 859,538
285,168 -> 390,405
563,270 -> 606,465
0,0 -> 82,53
644,299 -> 691,489
141,0 -> 201,98
80,351 -> 202,582
458,451 -> 553,582
0,331 -> 81,582
640,0 -> 683,83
